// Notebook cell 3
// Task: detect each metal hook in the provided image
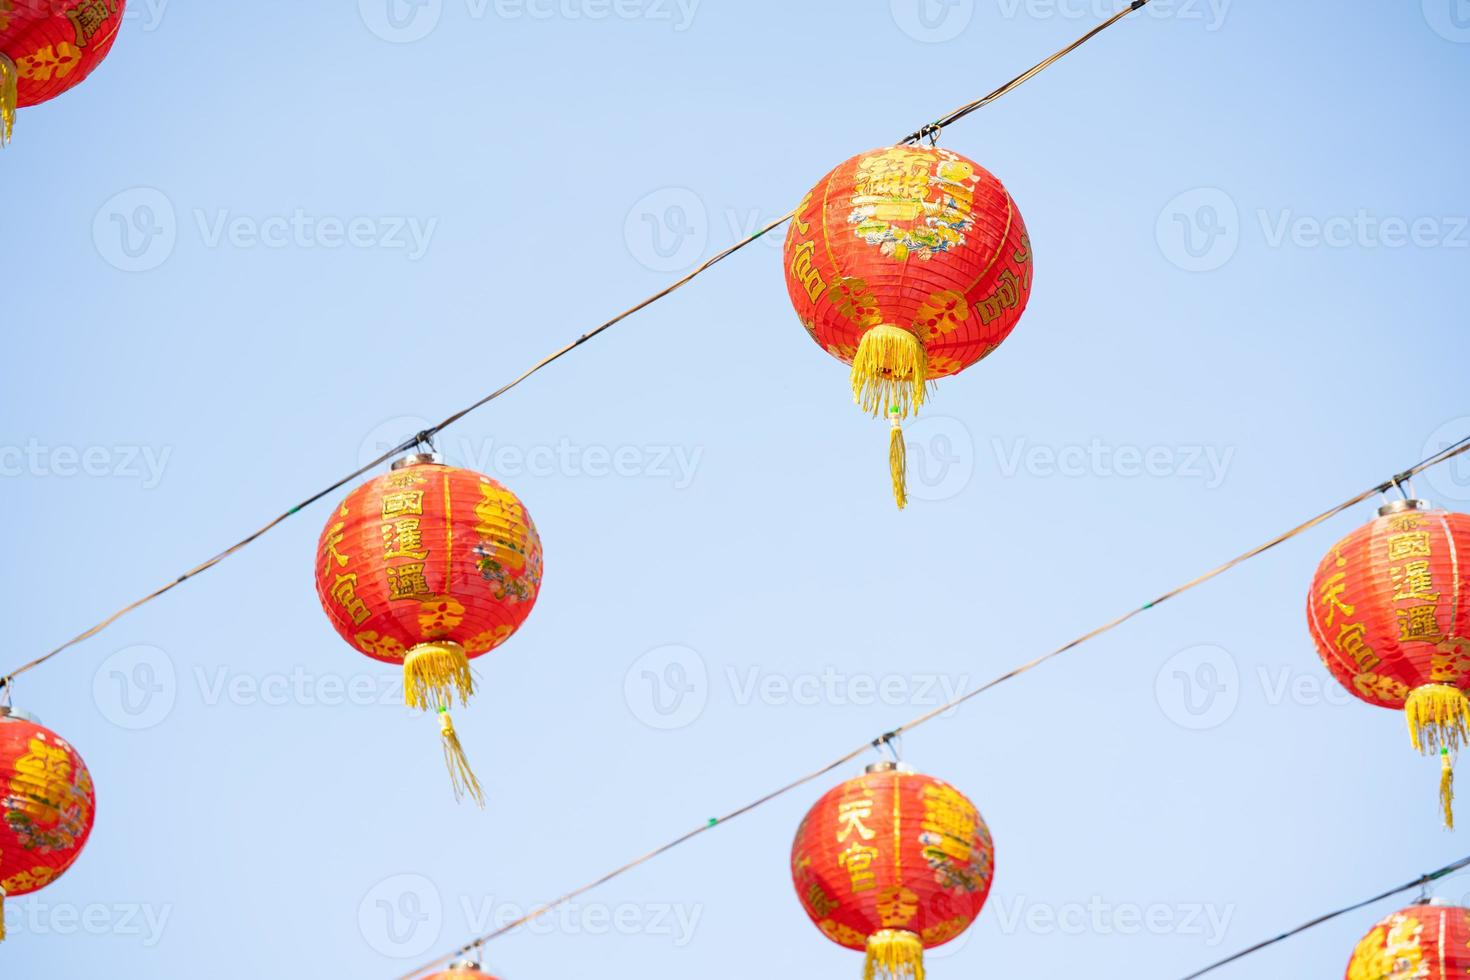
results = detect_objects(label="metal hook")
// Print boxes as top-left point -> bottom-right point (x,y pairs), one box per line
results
414,430 -> 438,454
926,123 -> 942,147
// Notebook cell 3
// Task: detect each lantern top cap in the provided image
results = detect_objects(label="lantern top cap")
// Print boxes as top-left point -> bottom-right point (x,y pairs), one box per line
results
865,760 -> 915,775
1379,498 -> 1430,517
447,958 -> 483,971
0,706 -> 37,724
392,452 -> 444,470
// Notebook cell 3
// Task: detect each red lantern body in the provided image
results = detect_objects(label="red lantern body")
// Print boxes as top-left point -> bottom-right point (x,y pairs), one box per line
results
1307,500 -> 1470,825
0,711 -> 96,940
791,764 -> 994,979
315,458 -> 542,669
315,455 -> 543,803
1346,902 -> 1470,979
0,0 -> 125,141
782,145 -> 1031,506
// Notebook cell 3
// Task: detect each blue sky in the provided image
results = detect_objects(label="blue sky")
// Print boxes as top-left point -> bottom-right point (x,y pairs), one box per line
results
3,0 -> 1470,976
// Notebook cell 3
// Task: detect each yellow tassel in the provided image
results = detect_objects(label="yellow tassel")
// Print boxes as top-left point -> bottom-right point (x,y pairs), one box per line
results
864,929 -> 925,980
1406,684 -> 1470,754
438,709 -> 485,808
404,641 -> 474,713
1,886 -> 7,943
889,412 -> 907,510
0,54 -> 17,147
851,325 -> 929,420
1442,748 -> 1455,831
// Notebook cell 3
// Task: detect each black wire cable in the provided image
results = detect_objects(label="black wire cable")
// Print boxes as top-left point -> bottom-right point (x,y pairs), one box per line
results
1178,854 -> 1470,978
394,437 -> 1470,978
0,0 -> 1156,692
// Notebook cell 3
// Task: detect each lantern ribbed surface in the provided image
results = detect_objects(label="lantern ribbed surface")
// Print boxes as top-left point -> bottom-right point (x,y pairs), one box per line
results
791,767 -> 994,979
1307,503 -> 1470,826
782,144 -> 1031,507
1346,903 -> 1470,979
315,460 -> 543,668
0,0 -> 125,142
0,713 -> 96,941
314,459 -> 543,805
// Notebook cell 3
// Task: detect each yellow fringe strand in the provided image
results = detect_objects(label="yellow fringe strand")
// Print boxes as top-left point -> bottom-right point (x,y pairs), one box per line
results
889,412 -> 907,510
864,929 -> 925,980
1406,684 -> 1470,754
0,54 -> 17,147
438,709 -> 485,808
1,887 -> 7,942
404,641 -> 474,712
1442,749 -> 1455,831
851,325 -> 929,420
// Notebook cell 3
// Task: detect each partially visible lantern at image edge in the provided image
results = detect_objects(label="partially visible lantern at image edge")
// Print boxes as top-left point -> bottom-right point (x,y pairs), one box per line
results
314,452 -> 544,806
0,0 -> 127,145
0,707 -> 97,942
1345,899 -> 1470,979
782,144 -> 1032,508
791,761 -> 995,980
1307,498 -> 1470,828
424,959 -> 503,979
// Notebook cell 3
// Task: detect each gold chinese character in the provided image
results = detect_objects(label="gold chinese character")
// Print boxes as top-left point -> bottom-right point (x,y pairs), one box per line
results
329,573 -> 371,625
921,784 -> 976,864
65,0 -> 115,47
386,562 -> 430,599
1335,621 -> 1380,671
1391,560 -> 1439,603
836,799 -> 877,843
381,490 -> 424,520
381,518 -> 429,560
838,841 -> 879,893
321,520 -> 349,576
1387,532 -> 1432,561
1317,572 -> 1355,626
1397,604 -> 1443,643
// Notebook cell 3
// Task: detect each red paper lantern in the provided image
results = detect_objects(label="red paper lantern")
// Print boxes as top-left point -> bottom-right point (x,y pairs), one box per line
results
315,452 -> 543,805
0,0 -> 126,144
782,144 -> 1032,507
0,707 -> 96,942
1345,900 -> 1470,979
1307,499 -> 1470,827
424,960 -> 502,979
791,762 -> 995,979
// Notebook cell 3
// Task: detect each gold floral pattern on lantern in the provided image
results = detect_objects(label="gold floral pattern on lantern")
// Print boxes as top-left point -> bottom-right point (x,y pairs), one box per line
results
418,596 -> 466,638
1347,912 -> 1428,980
354,630 -> 407,662
15,42 -> 81,82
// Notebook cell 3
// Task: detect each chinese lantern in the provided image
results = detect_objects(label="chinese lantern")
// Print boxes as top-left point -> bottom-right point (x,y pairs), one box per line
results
0,707 -> 97,942
1345,900 -> 1470,979
315,452 -> 543,806
791,762 -> 995,979
424,960 -> 501,979
0,0 -> 126,145
782,144 -> 1032,508
1307,499 -> 1470,828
